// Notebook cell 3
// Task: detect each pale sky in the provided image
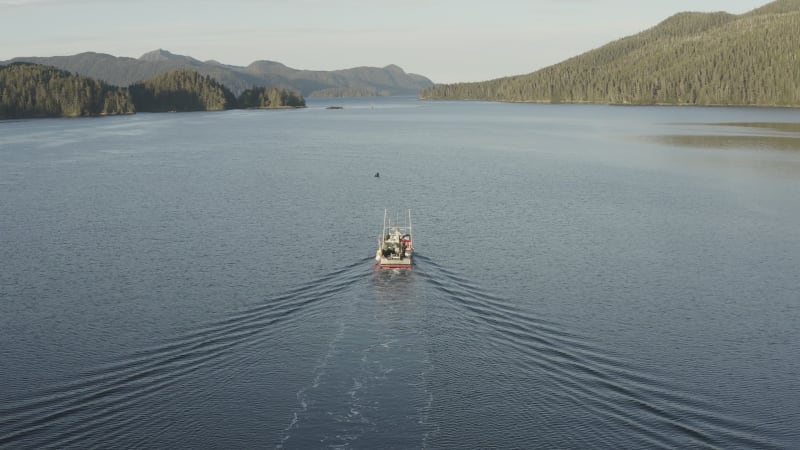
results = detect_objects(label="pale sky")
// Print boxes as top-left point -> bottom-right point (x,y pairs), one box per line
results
0,0 -> 768,83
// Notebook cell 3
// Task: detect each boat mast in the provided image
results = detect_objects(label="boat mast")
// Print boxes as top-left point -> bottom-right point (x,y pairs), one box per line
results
408,209 -> 412,242
382,208 -> 388,241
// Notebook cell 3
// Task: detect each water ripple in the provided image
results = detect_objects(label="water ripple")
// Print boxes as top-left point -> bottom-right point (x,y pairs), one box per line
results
413,254 -> 780,449
0,257 -> 371,449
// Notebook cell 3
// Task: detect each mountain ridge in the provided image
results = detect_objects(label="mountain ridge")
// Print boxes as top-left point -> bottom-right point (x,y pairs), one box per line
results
1,50 -> 433,97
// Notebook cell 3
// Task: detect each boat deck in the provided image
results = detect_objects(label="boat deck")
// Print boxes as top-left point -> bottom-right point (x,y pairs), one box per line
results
376,209 -> 413,268
377,257 -> 412,268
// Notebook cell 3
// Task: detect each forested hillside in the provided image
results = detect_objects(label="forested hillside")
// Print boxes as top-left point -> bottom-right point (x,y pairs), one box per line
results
0,63 -> 135,119
128,70 -> 237,112
421,0 -> 800,107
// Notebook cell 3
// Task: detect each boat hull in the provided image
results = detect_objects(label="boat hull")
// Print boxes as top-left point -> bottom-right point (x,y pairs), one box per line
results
376,252 -> 412,268
376,259 -> 412,269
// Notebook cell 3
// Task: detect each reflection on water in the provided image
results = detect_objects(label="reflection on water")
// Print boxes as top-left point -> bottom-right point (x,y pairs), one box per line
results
651,121 -> 800,151
709,122 -> 800,133
652,135 -> 800,151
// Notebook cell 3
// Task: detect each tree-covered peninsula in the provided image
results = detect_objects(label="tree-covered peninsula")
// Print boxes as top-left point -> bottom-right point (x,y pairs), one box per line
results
129,69 -> 237,112
0,63 -> 135,119
0,64 -> 307,119
421,0 -> 800,107
238,86 -> 306,108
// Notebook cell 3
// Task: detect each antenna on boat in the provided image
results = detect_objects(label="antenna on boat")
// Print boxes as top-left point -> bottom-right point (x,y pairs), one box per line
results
409,209 -> 413,250
382,208 -> 388,239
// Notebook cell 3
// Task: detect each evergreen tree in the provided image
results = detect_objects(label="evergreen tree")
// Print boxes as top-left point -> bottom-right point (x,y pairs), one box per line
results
0,63 -> 135,119
238,86 -> 306,108
128,70 -> 237,112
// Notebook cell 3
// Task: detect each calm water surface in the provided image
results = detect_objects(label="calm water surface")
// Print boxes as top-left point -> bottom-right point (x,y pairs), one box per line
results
1,98 -> 799,448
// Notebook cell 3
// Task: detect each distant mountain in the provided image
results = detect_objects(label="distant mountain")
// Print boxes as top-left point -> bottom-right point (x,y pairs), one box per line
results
138,49 -> 201,63
1,49 -> 433,97
421,0 -> 800,107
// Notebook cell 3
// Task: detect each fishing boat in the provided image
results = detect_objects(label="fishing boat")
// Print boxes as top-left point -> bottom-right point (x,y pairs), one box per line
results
376,209 -> 413,268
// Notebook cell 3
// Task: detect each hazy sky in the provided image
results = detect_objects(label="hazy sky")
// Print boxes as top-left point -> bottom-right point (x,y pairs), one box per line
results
0,0 -> 768,83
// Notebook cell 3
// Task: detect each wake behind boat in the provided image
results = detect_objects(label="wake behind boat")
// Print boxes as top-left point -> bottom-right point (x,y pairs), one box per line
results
376,209 -> 413,268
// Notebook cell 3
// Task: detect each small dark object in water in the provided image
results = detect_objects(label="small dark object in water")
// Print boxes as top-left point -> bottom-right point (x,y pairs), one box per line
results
374,172 -> 380,178
326,106 -> 343,110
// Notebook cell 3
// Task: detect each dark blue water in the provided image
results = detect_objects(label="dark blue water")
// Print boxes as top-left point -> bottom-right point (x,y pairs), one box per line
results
2,98 -> 799,448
